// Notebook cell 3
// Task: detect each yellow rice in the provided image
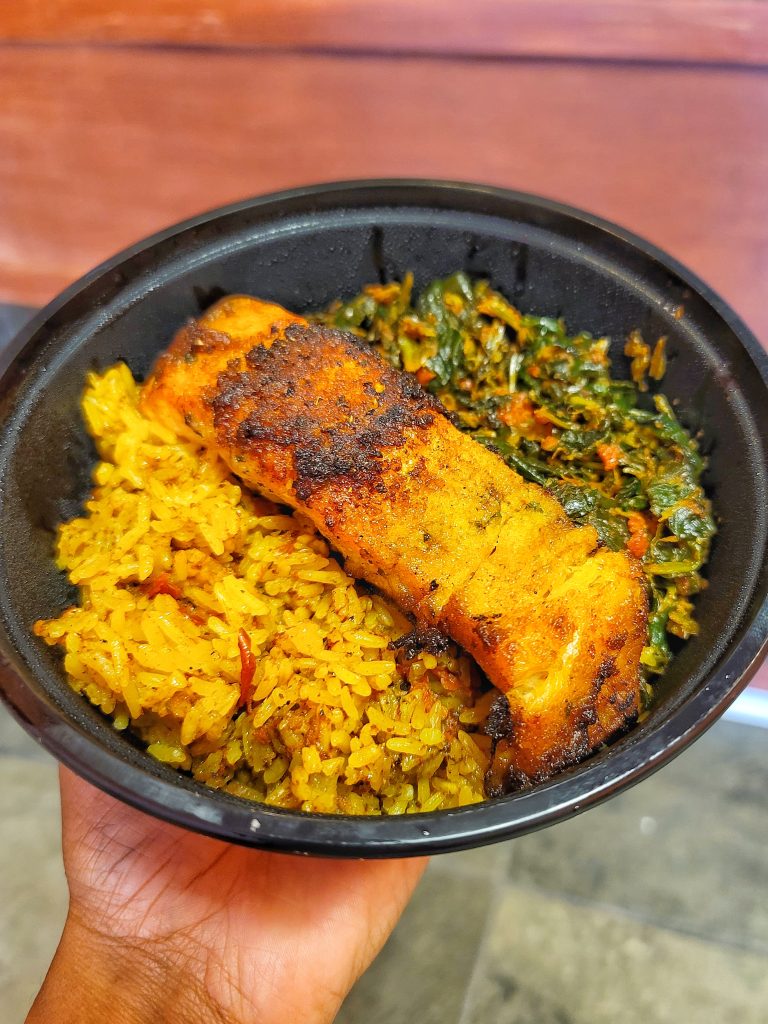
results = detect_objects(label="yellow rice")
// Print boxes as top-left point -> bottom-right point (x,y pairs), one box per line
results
34,364 -> 491,814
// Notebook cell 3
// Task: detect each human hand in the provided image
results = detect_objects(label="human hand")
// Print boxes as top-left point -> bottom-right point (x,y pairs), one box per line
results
28,768 -> 427,1024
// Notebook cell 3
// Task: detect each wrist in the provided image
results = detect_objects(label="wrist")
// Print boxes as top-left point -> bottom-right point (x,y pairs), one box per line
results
27,909 -> 232,1024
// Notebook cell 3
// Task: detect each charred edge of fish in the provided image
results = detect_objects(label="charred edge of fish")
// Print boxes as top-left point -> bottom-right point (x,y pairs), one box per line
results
485,762 -> 532,799
572,656 -> 620,734
390,626 -> 451,661
484,692 -> 513,741
484,704 -> 533,797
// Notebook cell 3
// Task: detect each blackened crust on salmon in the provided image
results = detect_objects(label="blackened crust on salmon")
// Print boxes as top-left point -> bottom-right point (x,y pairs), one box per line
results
594,656 -> 618,690
484,648 -> 635,793
208,322 -> 447,502
485,692 -> 513,741
390,626 -> 451,660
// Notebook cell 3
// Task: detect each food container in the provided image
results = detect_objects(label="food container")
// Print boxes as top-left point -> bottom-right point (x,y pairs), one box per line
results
1,180 -> 766,856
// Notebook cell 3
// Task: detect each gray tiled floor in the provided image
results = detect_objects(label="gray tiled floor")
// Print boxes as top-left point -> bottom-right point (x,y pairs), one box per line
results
462,887 -> 768,1024
2,704 -> 766,1023
335,868 -> 496,1024
508,722 -> 768,953
0,711 -> 67,1023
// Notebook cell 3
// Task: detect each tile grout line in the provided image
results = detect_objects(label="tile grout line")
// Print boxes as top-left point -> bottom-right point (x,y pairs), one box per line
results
503,878 -> 768,958
455,842 -> 515,1024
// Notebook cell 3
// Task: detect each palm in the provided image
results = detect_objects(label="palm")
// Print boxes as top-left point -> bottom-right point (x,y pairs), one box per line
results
59,769 -> 426,1023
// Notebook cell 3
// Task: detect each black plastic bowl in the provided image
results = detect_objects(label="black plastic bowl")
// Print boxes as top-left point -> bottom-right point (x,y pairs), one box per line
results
1,181 -> 767,857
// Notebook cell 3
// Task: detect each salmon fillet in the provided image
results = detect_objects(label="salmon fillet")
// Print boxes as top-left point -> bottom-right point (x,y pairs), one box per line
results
142,296 -> 648,785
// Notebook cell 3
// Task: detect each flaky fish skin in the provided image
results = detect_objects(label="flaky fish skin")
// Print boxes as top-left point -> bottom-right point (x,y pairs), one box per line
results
143,296 -> 648,786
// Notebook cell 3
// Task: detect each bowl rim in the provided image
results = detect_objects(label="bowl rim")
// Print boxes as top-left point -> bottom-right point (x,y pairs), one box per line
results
1,177 -> 767,857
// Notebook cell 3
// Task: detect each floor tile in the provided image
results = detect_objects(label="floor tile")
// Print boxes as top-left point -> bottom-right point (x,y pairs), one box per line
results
0,703 -> 50,761
335,862 -> 494,1024
462,885 -> 768,1024
430,837 -> 513,882
0,757 -> 68,1024
508,720 -> 768,951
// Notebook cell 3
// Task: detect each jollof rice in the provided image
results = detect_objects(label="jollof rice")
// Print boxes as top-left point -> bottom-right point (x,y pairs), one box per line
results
34,364 -> 491,814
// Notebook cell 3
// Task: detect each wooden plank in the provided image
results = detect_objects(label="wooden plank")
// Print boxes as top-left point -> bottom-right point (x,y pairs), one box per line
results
3,0 -> 768,67
0,47 -> 767,345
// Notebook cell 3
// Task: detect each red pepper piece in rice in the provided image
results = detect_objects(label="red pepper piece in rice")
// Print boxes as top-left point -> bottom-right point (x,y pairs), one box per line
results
238,628 -> 257,708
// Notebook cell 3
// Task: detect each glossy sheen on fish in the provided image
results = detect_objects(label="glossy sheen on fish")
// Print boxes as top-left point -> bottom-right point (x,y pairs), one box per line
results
142,296 -> 648,785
